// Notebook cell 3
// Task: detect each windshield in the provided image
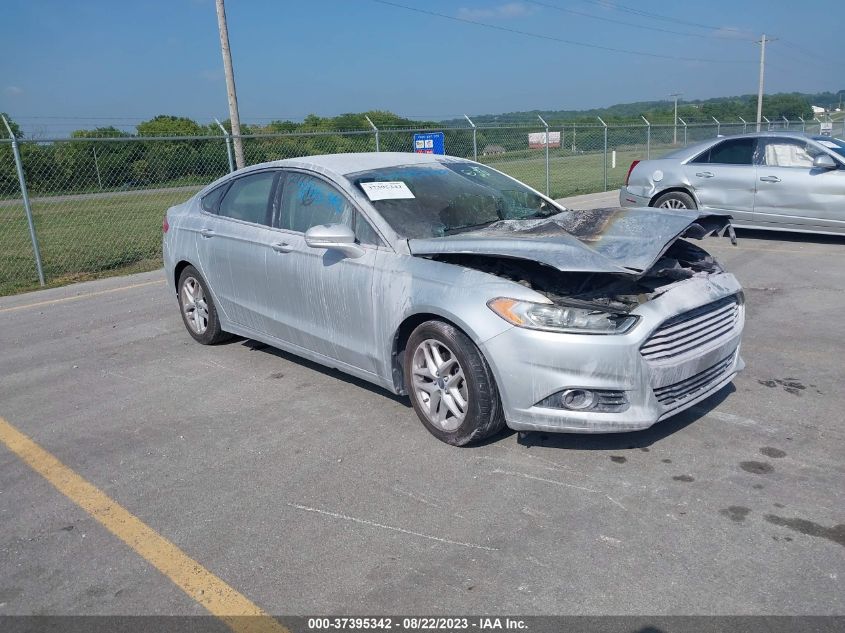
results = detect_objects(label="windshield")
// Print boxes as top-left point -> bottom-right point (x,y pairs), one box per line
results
347,162 -> 560,238
812,136 -> 845,159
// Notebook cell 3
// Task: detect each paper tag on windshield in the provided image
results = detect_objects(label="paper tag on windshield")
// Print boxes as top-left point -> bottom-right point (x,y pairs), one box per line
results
360,181 -> 415,201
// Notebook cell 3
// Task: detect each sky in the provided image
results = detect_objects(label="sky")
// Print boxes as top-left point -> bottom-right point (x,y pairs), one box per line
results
1,0 -> 843,136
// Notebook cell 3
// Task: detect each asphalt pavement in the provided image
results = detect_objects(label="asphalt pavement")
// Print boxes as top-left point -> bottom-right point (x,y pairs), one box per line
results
1,193 -> 843,617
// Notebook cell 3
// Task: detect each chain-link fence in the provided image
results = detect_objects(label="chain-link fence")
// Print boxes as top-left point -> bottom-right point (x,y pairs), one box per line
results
1,117 -> 839,296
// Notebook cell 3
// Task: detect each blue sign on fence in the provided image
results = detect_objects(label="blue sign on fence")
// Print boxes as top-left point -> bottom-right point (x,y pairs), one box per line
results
413,132 -> 445,155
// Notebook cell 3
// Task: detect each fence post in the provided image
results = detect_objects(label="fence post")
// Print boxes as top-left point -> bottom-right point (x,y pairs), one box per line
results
798,116 -> 805,132
214,118 -> 235,173
782,115 -> 789,130
762,116 -> 771,131
641,116 -> 651,159
538,114 -> 550,197
92,145 -> 104,189
739,116 -> 747,134
677,117 -> 688,146
365,115 -> 379,152
597,116 -> 608,192
464,114 -> 477,161
2,116 -> 45,286
712,116 -> 720,136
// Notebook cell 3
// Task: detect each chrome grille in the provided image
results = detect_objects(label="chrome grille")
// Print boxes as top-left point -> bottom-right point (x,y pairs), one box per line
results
654,353 -> 735,408
641,295 -> 740,362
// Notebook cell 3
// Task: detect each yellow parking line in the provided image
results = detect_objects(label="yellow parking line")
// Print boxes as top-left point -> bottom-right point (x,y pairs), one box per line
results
0,416 -> 288,633
0,279 -> 166,314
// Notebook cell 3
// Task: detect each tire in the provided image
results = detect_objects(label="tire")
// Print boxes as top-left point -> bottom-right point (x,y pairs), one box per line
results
176,265 -> 230,345
403,320 -> 506,446
652,191 -> 697,210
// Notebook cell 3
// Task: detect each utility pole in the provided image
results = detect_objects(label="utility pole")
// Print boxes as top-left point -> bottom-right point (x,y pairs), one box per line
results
755,34 -> 776,133
216,0 -> 245,169
670,93 -> 682,144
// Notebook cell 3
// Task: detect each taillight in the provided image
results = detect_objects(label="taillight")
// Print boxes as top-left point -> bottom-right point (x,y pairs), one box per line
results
162,214 -> 169,233
624,160 -> 640,186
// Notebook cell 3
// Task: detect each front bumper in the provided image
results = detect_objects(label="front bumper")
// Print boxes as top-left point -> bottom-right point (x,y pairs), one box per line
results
480,273 -> 745,434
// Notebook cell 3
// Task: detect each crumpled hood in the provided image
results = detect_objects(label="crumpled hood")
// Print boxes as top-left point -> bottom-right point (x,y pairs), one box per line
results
407,207 -> 734,276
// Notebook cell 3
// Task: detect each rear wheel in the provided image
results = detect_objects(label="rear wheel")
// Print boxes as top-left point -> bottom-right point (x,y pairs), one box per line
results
177,266 -> 230,345
404,320 -> 506,446
652,191 -> 697,210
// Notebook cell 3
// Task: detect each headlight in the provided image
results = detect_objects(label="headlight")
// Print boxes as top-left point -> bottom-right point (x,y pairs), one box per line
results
487,297 -> 639,334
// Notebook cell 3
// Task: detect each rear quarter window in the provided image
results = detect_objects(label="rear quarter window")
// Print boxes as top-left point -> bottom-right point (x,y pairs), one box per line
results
201,184 -> 228,213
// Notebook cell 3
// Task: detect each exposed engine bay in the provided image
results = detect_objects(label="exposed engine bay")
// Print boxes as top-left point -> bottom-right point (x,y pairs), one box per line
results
429,238 -> 724,313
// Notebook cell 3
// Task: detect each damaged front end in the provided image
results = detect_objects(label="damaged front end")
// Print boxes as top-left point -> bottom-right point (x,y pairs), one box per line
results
408,206 -> 745,433
408,207 -> 736,314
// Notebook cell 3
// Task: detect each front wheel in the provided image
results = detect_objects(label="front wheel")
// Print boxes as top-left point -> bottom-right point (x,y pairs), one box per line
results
652,191 -> 697,210
177,265 -> 230,345
404,321 -> 506,446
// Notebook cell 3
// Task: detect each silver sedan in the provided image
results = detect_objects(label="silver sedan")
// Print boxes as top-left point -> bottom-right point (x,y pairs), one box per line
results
164,153 -> 745,445
620,132 -> 845,235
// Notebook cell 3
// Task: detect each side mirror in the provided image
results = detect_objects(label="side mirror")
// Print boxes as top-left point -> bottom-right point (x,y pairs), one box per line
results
813,154 -> 838,170
304,223 -> 365,258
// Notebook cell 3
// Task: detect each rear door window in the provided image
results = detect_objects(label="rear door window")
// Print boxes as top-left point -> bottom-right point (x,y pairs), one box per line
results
217,171 -> 277,225
693,138 -> 756,165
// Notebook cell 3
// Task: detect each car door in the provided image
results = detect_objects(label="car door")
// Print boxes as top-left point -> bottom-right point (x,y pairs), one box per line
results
682,137 -> 757,221
753,137 -> 845,232
262,169 -> 382,373
195,169 -> 282,331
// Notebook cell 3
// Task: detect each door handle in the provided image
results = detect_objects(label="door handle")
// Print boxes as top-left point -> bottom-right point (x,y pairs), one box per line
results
759,176 -> 781,183
199,228 -> 215,238
271,241 -> 293,253
695,171 -> 714,178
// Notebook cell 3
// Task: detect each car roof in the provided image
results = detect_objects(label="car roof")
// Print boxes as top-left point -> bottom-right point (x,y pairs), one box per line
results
240,152 -> 465,178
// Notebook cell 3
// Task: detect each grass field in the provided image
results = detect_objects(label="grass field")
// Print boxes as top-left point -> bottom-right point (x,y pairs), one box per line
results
481,146 -> 651,198
0,145 -> 673,296
0,188 -> 199,296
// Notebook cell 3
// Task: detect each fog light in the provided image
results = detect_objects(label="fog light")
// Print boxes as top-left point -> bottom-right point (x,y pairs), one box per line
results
561,389 -> 595,410
536,388 -> 628,412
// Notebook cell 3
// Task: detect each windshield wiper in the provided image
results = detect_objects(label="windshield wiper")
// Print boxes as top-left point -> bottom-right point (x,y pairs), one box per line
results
442,222 -> 496,236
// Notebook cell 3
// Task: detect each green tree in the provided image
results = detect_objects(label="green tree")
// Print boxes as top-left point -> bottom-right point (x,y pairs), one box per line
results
0,112 -> 23,139
136,115 -> 205,183
136,115 -> 204,137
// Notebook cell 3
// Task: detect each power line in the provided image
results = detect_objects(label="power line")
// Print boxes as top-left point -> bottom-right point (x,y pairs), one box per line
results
575,0 -> 740,33
576,0 -> 840,72
15,116 -> 150,120
779,38 -> 845,69
371,0 -> 752,64
525,0 -> 755,41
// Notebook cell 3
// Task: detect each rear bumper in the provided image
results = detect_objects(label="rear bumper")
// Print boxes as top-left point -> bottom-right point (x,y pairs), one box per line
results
480,273 -> 745,434
619,187 -> 652,208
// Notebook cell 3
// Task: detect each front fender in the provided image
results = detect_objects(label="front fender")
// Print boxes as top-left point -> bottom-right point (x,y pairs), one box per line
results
372,253 -> 538,392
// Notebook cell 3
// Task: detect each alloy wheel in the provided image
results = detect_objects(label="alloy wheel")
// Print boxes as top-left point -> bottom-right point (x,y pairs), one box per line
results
411,339 -> 469,431
181,276 -> 209,335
